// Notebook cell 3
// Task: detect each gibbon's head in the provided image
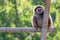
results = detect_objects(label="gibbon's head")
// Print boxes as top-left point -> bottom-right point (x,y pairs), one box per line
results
33,5 -> 44,15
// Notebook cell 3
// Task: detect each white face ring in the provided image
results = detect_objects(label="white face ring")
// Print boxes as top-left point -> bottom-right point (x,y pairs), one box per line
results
36,8 -> 43,14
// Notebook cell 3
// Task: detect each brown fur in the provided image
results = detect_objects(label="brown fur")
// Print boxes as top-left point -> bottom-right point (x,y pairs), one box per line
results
32,5 -> 53,29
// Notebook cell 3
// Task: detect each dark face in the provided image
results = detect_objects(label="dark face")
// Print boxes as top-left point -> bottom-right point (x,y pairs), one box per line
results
36,8 -> 43,14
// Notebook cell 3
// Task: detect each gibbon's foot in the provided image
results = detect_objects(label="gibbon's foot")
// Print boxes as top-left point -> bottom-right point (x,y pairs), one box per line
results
35,27 -> 42,31
35,27 -> 38,30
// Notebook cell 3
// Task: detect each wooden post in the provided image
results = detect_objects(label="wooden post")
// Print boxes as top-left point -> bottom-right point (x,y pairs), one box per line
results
41,0 -> 51,40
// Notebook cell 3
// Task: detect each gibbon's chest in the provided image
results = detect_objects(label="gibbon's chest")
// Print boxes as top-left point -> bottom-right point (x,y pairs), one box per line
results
36,15 -> 43,21
36,15 -> 43,27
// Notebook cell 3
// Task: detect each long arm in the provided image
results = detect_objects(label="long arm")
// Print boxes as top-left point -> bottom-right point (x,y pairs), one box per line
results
48,15 -> 53,27
32,16 -> 38,27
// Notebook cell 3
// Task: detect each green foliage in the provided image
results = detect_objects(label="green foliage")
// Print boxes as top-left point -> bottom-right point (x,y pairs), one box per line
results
0,0 -> 59,40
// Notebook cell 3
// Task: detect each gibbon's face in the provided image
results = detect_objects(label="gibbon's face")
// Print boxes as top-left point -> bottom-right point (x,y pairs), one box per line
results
36,8 -> 43,14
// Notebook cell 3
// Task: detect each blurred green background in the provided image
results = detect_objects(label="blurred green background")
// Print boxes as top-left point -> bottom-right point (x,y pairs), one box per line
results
0,0 -> 59,40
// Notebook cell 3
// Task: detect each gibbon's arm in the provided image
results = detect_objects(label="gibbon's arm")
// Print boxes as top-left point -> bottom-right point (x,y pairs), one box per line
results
48,15 -> 53,27
32,16 -> 38,27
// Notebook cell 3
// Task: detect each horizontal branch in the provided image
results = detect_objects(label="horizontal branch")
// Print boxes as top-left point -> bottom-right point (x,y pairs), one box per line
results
0,27 -> 55,32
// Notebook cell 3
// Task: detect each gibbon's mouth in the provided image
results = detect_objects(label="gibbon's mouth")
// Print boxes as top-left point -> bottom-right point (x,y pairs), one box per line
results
37,11 -> 43,15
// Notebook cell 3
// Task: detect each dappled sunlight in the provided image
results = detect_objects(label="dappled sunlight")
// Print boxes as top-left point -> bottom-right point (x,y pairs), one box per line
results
0,0 -> 59,40
10,23 -> 16,27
